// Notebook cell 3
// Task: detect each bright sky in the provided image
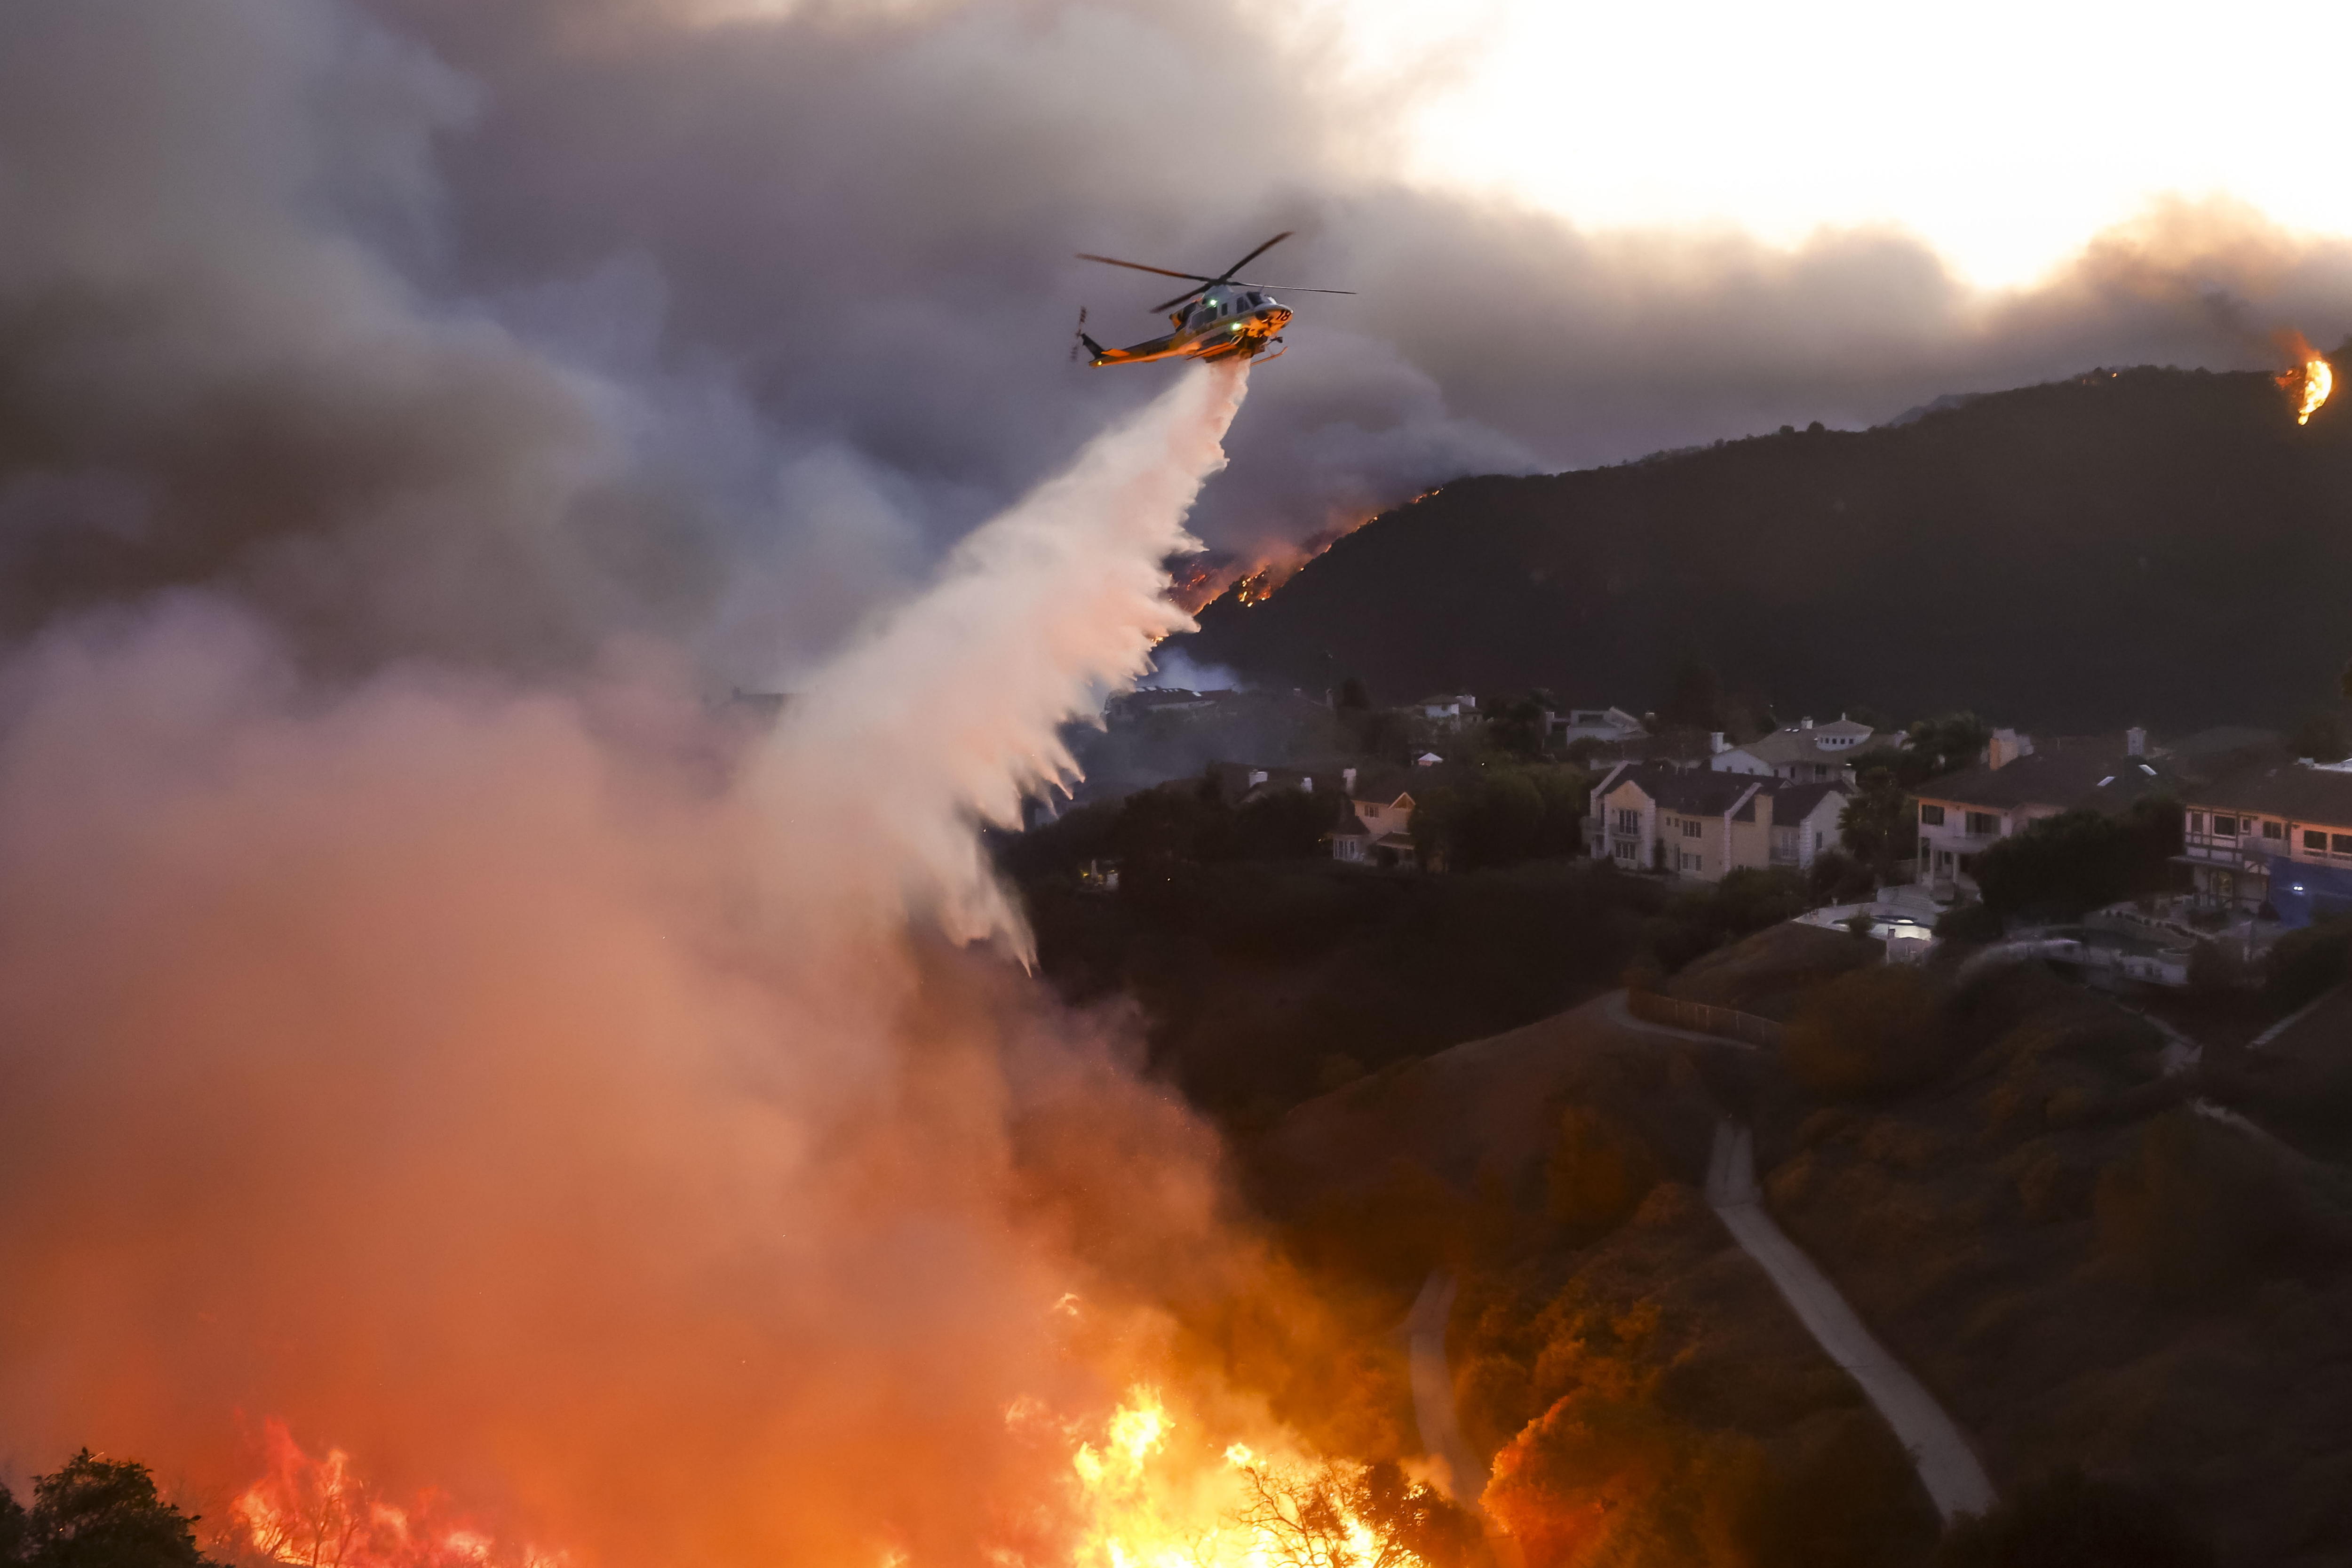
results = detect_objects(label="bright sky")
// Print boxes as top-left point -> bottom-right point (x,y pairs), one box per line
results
1327,0 -> 2352,289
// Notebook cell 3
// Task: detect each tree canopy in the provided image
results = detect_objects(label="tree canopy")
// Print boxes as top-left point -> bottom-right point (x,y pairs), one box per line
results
0,1452 -> 218,1568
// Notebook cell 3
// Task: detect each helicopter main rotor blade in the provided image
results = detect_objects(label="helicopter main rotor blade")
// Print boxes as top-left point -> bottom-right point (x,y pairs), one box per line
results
1213,231 -> 1294,282
1075,253 -> 1220,284
1150,285 -> 1210,313
1229,282 -> 1358,295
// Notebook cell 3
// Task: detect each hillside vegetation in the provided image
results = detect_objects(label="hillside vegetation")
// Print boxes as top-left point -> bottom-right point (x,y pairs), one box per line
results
1182,363 -> 2352,731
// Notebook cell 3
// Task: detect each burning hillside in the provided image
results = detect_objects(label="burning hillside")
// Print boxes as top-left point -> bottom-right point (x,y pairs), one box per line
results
1172,493 -> 1441,614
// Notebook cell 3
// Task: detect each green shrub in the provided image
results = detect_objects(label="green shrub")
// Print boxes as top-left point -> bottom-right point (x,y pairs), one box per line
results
1782,966 -> 1953,1099
1936,901 -> 2005,943
2092,1110 -> 2328,1296
1547,1105 -> 1660,1237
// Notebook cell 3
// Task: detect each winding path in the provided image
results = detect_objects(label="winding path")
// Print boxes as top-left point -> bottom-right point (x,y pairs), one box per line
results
1705,1122 -> 1997,1522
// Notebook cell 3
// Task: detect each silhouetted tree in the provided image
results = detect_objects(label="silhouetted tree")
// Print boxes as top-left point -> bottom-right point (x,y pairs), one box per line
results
1807,848 -> 1877,904
1838,765 -> 1911,877
1658,656 -> 1725,732
3,1451 -> 219,1568
1336,676 -> 1370,711
1409,766 -> 1587,871
1973,799 -> 2181,920
1487,692 -> 1554,761
1232,1458 -> 1481,1568
1898,713 -> 1993,785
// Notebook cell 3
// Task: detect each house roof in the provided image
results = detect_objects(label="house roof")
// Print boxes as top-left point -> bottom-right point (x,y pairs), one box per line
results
1916,748 -> 2175,815
1602,763 -> 1760,817
2186,758 -> 2352,827
2151,727 -> 2285,784
1347,764 -> 1419,805
1728,725 -> 1878,767
1772,782 -> 1849,826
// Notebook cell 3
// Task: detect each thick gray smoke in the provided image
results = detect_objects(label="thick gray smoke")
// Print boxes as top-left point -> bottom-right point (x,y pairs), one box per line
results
9,0 -> 2352,688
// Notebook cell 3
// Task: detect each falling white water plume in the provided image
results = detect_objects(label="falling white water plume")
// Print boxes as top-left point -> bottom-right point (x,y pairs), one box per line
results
751,360 -> 1251,960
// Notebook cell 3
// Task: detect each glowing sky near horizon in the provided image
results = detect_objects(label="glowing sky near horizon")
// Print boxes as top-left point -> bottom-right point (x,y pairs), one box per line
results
1325,0 -> 2352,288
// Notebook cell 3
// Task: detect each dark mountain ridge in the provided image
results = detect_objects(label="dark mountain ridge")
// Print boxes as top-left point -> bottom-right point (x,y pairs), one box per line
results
1180,362 -> 2352,731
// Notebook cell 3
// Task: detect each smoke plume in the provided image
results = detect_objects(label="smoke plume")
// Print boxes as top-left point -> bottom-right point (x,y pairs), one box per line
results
0,363 -> 1350,1567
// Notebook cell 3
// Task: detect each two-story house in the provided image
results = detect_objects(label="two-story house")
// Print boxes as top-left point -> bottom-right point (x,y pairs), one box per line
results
1328,766 -> 1419,868
2179,759 -> 2352,926
1589,762 -> 1849,882
1710,716 -> 1880,784
1914,735 -> 2176,899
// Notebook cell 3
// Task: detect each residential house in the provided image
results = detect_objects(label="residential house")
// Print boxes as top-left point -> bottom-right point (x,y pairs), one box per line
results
1328,766 -> 1419,868
1105,686 -> 1228,724
1771,783 -> 1851,871
1551,706 -> 1648,748
2179,758 -> 2352,926
1914,733 -> 2175,899
1206,760 -> 1337,807
1711,716 -> 1880,784
1417,693 -> 1478,728
1588,762 -> 1849,882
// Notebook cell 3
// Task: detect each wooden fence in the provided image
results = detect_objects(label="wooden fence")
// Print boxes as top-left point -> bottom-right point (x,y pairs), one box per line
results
1627,989 -> 1786,1050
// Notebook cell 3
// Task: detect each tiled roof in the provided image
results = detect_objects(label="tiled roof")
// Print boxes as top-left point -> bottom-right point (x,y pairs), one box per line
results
1916,749 -> 2174,814
1772,782 -> 1849,825
1729,726 -> 1879,766
2186,759 -> 2352,827
1603,763 -> 1760,816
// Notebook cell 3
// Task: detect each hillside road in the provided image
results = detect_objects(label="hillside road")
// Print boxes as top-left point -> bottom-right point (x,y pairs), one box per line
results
1706,1121 -> 1997,1523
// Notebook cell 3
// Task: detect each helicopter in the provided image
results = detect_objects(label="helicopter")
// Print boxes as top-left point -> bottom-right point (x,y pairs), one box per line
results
1071,231 -> 1353,367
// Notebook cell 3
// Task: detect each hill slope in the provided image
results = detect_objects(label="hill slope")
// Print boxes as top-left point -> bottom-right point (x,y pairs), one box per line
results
1180,365 -> 2352,731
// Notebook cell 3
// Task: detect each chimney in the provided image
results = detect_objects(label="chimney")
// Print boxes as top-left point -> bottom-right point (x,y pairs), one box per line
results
2126,726 -> 2147,757
1342,766 -> 1358,794
1800,716 -> 1814,730
1709,731 -> 1728,754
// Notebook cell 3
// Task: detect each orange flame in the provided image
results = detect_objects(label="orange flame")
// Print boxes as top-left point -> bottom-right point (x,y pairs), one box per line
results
234,1393 -> 1436,1568
232,1422 -> 567,1568
2275,330 -> 2333,425
1184,490 -> 1442,616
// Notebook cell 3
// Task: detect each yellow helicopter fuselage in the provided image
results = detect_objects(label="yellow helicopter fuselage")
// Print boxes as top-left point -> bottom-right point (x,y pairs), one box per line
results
1083,290 -> 1293,367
